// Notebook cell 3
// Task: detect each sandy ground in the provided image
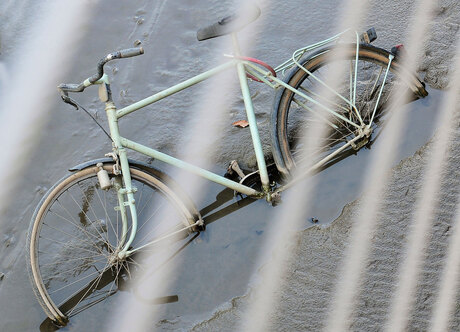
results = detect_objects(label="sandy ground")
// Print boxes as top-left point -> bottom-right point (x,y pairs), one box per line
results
0,0 -> 459,331
189,129 -> 460,331
185,2 -> 460,330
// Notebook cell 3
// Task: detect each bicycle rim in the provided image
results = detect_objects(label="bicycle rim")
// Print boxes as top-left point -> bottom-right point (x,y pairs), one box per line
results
27,166 -> 196,325
272,44 -> 426,177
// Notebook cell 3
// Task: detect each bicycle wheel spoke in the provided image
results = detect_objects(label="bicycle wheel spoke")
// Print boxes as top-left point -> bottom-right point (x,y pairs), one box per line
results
39,235 -> 107,257
273,44 -> 423,176
41,220 -> 107,256
126,257 -> 144,272
67,190 -> 111,248
42,260 -> 108,288
39,253 -> 104,269
46,258 -> 109,292
77,181 -> 117,246
76,182 -> 101,225
126,192 -> 171,245
68,289 -> 117,318
94,186 -> 120,246
137,183 -> 150,215
135,220 -> 180,250
53,200 -> 109,248
28,166 -> 196,324
289,114 -> 355,155
292,81 -> 357,140
134,202 -> 167,245
298,85 -> 351,114
67,260 -> 112,316
106,261 -> 124,296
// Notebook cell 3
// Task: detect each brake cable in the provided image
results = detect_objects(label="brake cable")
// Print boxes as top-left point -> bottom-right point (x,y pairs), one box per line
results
64,95 -> 114,143
57,47 -> 144,144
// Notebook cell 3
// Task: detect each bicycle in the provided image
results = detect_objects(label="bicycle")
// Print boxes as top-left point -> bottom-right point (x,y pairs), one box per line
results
26,5 -> 427,326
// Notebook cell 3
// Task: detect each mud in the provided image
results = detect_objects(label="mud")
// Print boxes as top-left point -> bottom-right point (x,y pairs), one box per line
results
0,0 -> 459,331
420,0 -> 460,89
190,127 -> 460,331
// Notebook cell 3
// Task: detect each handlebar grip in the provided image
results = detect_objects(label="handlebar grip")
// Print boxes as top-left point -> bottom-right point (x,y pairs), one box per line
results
58,47 -> 145,97
115,47 -> 144,59
58,83 -> 84,92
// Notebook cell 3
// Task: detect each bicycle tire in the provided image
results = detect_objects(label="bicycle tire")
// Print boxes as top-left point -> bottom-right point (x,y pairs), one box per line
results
271,44 -> 427,178
27,164 -> 199,325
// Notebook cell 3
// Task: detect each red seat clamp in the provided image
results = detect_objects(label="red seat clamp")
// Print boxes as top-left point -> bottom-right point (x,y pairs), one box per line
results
234,56 -> 276,82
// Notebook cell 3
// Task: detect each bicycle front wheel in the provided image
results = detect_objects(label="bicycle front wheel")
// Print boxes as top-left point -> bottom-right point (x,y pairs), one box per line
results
271,44 -> 427,178
27,164 -> 198,325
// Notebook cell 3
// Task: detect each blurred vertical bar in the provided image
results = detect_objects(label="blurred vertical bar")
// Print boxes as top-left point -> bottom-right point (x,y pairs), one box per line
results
110,1 -> 269,331
384,5 -> 458,331
241,1 -> 372,331
326,1 -> 436,331
0,0 -> 95,230
430,203 -> 460,331
391,39 -> 460,332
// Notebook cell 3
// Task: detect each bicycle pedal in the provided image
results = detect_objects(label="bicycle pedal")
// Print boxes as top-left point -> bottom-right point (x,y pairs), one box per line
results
226,160 -> 246,179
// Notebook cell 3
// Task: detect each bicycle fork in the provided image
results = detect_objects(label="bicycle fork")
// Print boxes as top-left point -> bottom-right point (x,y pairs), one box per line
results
104,100 -> 139,260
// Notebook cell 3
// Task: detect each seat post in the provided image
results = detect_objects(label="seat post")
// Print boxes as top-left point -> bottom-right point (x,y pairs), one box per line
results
231,33 -> 271,195
231,32 -> 242,56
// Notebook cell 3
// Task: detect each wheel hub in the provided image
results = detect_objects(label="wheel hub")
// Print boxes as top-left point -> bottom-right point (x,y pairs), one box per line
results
351,125 -> 373,150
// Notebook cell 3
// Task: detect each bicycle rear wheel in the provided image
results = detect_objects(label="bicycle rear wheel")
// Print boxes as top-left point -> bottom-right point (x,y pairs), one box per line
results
27,164 -> 199,325
271,44 -> 427,178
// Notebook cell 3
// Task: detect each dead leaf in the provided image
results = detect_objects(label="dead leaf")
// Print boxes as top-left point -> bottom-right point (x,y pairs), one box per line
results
232,120 -> 249,128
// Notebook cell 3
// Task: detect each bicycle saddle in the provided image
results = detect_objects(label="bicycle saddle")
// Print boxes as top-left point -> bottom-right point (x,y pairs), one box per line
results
197,4 -> 261,41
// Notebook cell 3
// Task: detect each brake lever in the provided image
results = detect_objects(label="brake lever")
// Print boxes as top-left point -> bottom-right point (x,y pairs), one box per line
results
59,90 -> 79,110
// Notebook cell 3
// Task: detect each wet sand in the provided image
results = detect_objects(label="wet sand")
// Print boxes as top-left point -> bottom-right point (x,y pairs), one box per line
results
188,114 -> 460,331
0,0 -> 459,331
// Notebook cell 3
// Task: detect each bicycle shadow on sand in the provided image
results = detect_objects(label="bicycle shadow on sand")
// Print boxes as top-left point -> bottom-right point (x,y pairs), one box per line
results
36,146 -> 370,331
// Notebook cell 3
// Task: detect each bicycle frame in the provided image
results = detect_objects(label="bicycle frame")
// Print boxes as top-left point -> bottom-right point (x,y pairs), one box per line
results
97,32 -> 393,257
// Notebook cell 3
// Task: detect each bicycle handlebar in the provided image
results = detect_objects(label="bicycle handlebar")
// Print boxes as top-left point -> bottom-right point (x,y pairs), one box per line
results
58,47 -> 144,100
116,47 -> 145,58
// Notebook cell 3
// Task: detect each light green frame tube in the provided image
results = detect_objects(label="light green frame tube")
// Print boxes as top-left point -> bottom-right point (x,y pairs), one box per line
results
232,33 -> 270,192
105,49 -> 272,256
105,102 -> 139,256
119,136 -> 261,197
116,60 -> 237,118
103,31 -> 378,255
242,60 -> 361,129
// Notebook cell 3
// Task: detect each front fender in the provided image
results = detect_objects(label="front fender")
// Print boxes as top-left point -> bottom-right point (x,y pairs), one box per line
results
69,158 -> 154,172
69,158 -> 204,230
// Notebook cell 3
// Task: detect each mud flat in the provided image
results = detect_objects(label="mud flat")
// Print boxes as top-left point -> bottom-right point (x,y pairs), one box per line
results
187,1 -> 460,330
188,124 -> 460,332
419,0 -> 460,89
0,0 -> 459,331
